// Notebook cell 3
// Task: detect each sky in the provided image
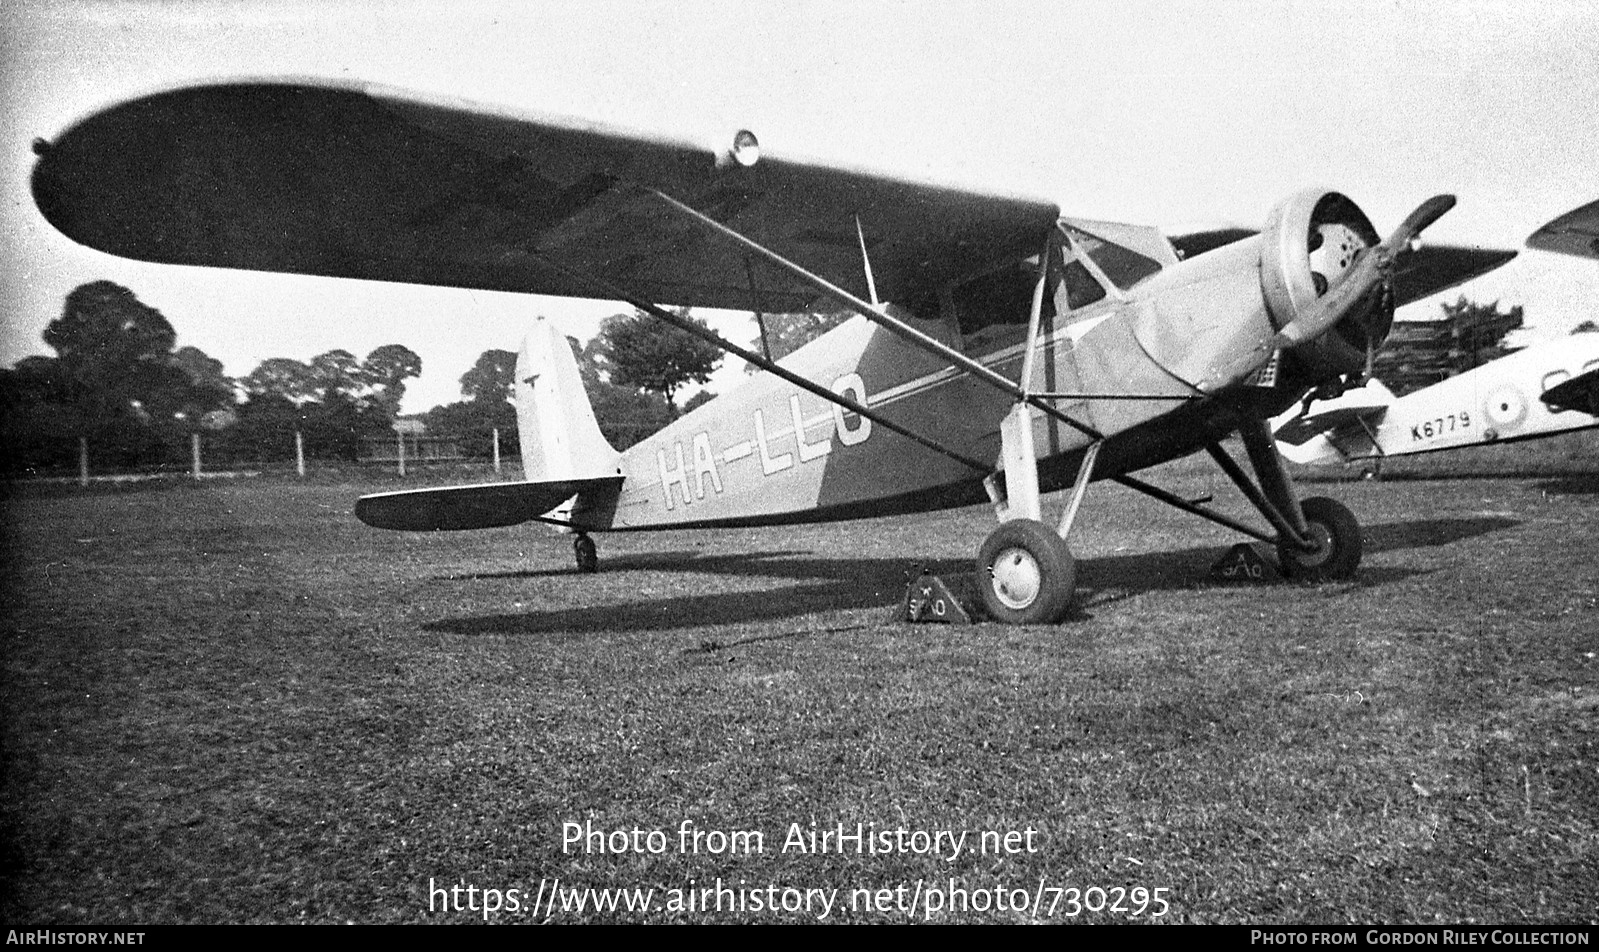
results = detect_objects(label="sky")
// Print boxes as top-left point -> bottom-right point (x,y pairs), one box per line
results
3,0 -> 1596,414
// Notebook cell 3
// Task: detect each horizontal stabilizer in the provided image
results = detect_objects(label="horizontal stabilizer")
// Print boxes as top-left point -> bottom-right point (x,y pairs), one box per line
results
355,477 -> 621,531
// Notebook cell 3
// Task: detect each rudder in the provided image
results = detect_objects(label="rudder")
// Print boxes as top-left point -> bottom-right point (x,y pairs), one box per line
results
515,317 -> 621,481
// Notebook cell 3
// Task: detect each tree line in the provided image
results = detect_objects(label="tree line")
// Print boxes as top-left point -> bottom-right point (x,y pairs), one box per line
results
413,307 -> 736,459
9,281 -> 1557,477
1370,296 -> 1528,396
0,282 -> 728,475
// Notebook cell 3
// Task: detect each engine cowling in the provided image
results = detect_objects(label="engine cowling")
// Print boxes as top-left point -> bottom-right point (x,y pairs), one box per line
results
1259,189 -> 1393,387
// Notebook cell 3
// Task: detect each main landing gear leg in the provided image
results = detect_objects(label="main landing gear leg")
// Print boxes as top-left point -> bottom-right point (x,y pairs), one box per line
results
1236,416 -> 1362,581
974,234 -> 1103,625
976,424 -> 1102,625
573,533 -> 598,573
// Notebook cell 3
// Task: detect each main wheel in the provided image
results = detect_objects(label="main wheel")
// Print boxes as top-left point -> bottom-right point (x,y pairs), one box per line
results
574,534 -> 598,573
1278,496 -> 1361,581
976,519 -> 1076,624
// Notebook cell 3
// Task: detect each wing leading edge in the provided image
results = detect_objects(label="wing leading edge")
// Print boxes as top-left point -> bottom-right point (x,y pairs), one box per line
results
32,80 -> 1060,315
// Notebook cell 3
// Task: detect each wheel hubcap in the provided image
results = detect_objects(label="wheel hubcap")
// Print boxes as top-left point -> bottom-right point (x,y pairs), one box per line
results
1293,522 -> 1334,568
990,547 -> 1042,610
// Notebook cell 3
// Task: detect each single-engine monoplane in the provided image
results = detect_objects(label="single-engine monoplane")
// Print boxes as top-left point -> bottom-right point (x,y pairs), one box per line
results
31,80 -> 1517,622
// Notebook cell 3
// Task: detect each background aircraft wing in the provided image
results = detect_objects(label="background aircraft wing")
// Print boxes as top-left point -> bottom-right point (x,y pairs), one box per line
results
32,80 -> 1060,315
1389,244 -> 1518,307
1166,226 -> 1514,307
1273,404 -> 1388,447
1270,377 -> 1393,447
1527,199 -> 1599,259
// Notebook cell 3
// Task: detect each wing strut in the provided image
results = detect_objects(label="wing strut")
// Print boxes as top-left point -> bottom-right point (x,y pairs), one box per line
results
1111,474 -> 1282,546
519,248 -> 992,474
1203,443 -> 1311,548
744,256 -> 773,362
645,188 -> 1104,442
855,215 -> 881,307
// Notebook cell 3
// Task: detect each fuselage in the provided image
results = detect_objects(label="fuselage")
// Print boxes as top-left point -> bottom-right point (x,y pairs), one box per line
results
583,231 -> 1287,531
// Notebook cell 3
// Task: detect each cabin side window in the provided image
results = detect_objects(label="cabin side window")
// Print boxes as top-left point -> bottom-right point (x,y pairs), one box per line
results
949,242 -> 1109,354
1060,224 -> 1165,292
951,258 -> 1046,337
1058,251 -> 1107,311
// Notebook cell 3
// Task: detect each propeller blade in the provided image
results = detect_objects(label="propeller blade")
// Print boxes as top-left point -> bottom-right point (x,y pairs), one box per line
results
1272,195 -> 1456,351
1383,194 -> 1456,253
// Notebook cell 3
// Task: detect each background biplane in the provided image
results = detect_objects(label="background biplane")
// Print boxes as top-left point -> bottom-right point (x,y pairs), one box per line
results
1272,334 -> 1599,466
1524,199 -> 1599,419
1275,199 -> 1599,466
30,80 -> 1516,622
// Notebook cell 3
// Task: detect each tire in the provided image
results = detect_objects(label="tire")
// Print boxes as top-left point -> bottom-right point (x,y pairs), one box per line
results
976,519 -> 1076,624
1278,496 -> 1361,581
574,534 -> 598,573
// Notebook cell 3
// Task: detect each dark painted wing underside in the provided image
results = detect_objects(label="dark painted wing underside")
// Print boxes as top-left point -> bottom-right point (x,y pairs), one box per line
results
32,81 -> 1060,313
1527,200 -> 1599,260
1391,244 -> 1518,308
1167,227 -> 1514,309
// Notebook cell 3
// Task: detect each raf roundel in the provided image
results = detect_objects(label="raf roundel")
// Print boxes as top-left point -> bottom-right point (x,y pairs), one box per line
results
1484,385 -> 1529,430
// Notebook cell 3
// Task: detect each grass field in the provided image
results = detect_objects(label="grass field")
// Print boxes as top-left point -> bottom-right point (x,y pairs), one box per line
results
2,455 -> 1596,923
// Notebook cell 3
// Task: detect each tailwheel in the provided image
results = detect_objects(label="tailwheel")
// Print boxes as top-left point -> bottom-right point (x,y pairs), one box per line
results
976,519 -> 1076,624
573,533 -> 598,573
1277,496 -> 1361,581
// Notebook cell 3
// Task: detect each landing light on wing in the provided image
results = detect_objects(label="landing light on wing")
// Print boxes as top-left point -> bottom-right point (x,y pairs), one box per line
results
727,129 -> 760,168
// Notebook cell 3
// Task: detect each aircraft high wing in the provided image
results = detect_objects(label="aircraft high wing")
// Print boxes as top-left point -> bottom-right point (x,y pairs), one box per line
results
32,79 -> 1518,623
31,81 -> 1057,317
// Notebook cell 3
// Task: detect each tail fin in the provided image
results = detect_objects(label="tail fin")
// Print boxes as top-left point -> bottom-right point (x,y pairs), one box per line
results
353,318 -> 621,533
515,317 -> 621,481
